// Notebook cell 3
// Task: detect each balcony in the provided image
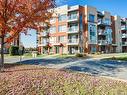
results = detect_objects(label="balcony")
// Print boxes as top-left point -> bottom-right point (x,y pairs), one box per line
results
67,28 -> 79,34
68,14 -> 78,22
68,5 -> 79,12
122,42 -> 127,46
121,19 -> 126,25
98,40 -> 108,45
98,30 -> 106,35
121,26 -> 127,31
98,20 -> 105,26
97,20 -> 111,27
67,39 -> 79,45
122,34 -> 127,38
97,11 -> 104,18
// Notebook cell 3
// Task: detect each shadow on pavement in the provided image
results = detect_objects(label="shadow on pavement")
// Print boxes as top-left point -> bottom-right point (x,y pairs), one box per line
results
65,60 -> 127,77
16,58 -> 80,66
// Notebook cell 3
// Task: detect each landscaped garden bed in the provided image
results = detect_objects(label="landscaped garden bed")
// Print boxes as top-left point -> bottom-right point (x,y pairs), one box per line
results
0,64 -> 127,95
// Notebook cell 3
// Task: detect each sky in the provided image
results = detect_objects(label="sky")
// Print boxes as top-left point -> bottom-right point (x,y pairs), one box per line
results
21,0 -> 127,48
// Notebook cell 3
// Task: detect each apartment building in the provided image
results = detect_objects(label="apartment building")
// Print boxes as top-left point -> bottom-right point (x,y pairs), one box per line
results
121,18 -> 127,52
37,5 -> 127,54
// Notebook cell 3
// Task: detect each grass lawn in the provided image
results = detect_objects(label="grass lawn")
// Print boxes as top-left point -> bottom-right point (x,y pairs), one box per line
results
0,64 -> 127,95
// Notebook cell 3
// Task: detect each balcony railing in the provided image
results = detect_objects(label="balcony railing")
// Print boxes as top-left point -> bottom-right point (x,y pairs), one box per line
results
122,34 -> 127,38
67,39 -> 79,45
122,42 -> 127,46
68,5 -> 79,12
67,27 -> 79,33
98,20 -> 111,26
121,26 -> 127,31
68,14 -> 78,22
98,30 -> 106,35
98,40 -> 108,45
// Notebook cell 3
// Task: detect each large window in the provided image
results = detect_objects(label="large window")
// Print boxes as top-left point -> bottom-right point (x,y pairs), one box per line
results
88,23 -> 97,43
89,14 -> 95,22
106,27 -> 112,44
58,25 -> 67,32
50,26 -> 56,33
58,14 -> 67,22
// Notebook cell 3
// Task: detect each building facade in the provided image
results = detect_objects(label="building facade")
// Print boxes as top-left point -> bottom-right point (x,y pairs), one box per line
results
37,5 -> 127,54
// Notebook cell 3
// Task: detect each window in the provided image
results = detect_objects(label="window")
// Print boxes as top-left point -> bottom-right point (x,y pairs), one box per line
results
58,14 -> 67,22
50,26 -> 56,33
58,25 -> 67,32
88,23 -> 97,43
59,36 -> 65,43
89,14 -> 95,22
79,14 -> 83,31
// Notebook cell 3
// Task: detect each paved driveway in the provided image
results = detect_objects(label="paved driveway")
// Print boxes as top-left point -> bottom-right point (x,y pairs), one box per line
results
4,56 -> 127,80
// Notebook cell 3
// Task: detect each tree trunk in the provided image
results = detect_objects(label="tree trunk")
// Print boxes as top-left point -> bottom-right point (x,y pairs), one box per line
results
0,36 -> 4,72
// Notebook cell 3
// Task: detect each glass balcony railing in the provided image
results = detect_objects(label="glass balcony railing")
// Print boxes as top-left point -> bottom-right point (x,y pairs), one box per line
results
98,30 -> 106,35
68,39 -> 79,45
98,20 -> 111,26
68,27 -> 79,33
98,40 -> 108,45
122,42 -> 127,46
68,14 -> 78,21
121,26 -> 127,30
122,34 -> 127,38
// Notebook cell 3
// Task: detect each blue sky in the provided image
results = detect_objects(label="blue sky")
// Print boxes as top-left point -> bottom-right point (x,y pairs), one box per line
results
21,0 -> 127,48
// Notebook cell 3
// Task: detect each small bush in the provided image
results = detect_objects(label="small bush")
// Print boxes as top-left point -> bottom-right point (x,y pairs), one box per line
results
112,56 -> 116,60
75,53 -> 86,57
62,53 -> 67,55
95,52 -> 101,55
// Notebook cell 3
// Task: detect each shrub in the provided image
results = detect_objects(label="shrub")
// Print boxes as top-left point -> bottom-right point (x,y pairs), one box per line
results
112,56 -> 116,60
95,52 -> 101,55
9,46 -> 19,56
75,53 -> 86,57
62,53 -> 67,55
